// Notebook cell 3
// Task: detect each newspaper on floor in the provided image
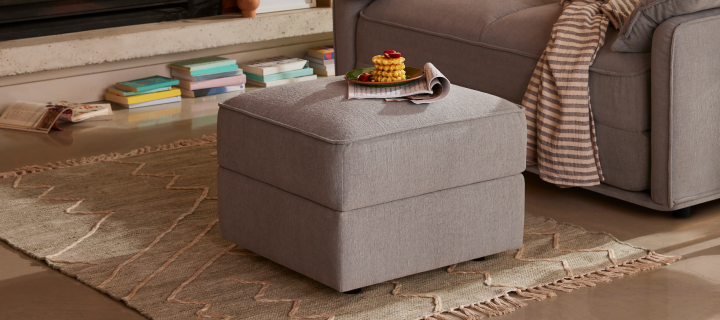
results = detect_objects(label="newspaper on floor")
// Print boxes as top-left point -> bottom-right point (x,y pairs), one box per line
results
347,62 -> 451,104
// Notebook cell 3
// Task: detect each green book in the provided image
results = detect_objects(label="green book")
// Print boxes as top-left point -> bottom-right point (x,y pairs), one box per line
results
170,56 -> 237,72
108,86 -> 171,97
172,64 -> 239,77
115,76 -> 179,93
244,67 -> 314,83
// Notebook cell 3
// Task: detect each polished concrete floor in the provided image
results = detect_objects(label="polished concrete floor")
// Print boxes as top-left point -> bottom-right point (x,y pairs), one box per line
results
1,88 -> 719,320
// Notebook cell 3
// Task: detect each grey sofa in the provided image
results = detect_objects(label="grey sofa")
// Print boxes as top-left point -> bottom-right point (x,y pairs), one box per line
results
333,0 -> 720,217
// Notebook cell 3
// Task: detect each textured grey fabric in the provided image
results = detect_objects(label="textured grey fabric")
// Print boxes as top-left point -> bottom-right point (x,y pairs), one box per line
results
595,124 -> 650,191
362,0 -> 559,44
651,10 -> 720,207
356,6 -> 651,132
218,167 -> 525,292
524,167 -> 670,210
612,0 -> 720,53
218,77 -> 526,211
333,0 -> 375,75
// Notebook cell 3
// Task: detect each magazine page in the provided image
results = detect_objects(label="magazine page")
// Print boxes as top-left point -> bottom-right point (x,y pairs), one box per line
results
0,101 -> 51,128
408,63 -> 452,105
347,62 -> 451,104
54,101 -> 111,122
348,78 -> 431,99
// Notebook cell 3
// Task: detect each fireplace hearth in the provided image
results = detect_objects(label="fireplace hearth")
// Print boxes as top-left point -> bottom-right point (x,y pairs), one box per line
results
0,0 -> 223,41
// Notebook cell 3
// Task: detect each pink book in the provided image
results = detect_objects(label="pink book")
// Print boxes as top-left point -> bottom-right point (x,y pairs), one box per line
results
176,75 -> 246,90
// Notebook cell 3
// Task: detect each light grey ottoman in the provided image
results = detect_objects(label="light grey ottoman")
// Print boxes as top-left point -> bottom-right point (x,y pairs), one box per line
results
217,77 -> 526,292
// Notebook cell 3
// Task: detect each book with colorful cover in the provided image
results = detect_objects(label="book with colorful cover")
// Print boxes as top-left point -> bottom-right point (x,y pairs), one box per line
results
169,56 -> 237,72
239,56 -> 308,76
304,55 -> 335,66
308,62 -> 335,70
104,88 -> 181,105
307,46 -> 334,60
171,69 -> 243,82
311,68 -> 335,77
246,74 -> 317,88
108,86 -> 171,97
176,75 -> 246,91
180,85 -> 245,98
121,96 -> 182,109
115,76 -> 179,93
171,64 -> 239,77
244,67 -> 313,83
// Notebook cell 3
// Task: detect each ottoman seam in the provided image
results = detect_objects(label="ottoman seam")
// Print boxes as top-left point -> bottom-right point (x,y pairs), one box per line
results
220,165 -> 524,212
219,102 -> 523,145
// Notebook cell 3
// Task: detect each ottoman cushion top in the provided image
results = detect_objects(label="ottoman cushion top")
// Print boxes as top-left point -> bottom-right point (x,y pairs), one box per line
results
218,77 -> 526,211
220,77 -> 523,144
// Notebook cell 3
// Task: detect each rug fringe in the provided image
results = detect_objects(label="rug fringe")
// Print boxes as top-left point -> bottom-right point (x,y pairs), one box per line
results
417,251 -> 681,320
0,134 -> 217,180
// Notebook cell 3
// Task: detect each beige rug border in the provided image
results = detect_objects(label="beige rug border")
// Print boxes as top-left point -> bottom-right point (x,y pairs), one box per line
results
418,219 -> 681,320
0,134 -> 682,320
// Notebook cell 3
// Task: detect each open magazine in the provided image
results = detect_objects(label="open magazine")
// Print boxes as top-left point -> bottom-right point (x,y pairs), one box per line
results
53,101 -> 113,122
347,62 -> 451,104
0,101 -> 113,134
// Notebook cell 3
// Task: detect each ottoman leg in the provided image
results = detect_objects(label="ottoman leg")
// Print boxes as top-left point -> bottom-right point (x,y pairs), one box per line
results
343,288 -> 362,294
672,207 -> 692,218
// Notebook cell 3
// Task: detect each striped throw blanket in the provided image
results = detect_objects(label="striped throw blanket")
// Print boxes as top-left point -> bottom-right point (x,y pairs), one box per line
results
523,0 -> 641,187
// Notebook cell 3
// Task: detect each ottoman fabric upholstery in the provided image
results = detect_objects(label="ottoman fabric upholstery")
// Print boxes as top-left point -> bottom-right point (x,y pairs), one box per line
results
217,77 -> 527,292
218,168 -> 525,292
218,78 -> 526,211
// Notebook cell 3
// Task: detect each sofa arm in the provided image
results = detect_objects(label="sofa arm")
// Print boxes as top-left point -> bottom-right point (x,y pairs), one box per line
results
651,8 -> 720,208
333,0 -> 375,75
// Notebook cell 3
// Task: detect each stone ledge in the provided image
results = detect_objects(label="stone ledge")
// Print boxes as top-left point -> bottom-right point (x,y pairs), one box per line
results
0,8 -> 333,77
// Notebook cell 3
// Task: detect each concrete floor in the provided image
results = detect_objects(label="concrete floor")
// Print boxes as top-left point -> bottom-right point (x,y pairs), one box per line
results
1,88 -> 719,320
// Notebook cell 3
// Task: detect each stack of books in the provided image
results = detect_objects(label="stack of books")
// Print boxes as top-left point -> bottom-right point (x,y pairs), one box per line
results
169,56 -> 247,98
105,76 -> 181,108
240,56 -> 317,88
306,46 -> 335,77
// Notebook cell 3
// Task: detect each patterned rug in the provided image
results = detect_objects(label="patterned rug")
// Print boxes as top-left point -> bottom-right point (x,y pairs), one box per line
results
0,135 -> 680,320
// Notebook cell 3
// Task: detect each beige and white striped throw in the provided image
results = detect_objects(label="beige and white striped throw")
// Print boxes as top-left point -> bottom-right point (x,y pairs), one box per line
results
523,0 -> 640,187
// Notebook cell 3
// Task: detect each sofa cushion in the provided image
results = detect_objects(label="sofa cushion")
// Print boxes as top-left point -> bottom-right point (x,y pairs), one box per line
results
612,0 -> 720,53
218,77 -> 527,211
362,0 -> 560,44
595,124 -> 650,191
359,1 -> 651,132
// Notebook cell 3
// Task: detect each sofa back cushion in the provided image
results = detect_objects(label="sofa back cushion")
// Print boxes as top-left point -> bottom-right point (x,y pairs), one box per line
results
611,0 -> 720,52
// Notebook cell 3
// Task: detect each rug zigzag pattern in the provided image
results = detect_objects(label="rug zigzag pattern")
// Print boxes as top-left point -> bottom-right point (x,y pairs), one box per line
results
167,244 -> 238,320
516,231 -> 618,278
228,277 -> 336,320
11,175 -> 115,264
98,159 -> 213,289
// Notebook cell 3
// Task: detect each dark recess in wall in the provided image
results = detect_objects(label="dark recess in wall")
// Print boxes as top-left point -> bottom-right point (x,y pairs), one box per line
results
0,0 -> 223,41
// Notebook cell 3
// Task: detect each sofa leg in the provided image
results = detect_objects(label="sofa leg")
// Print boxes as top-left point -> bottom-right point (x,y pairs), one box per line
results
472,257 -> 486,261
672,207 -> 692,218
343,288 -> 362,294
